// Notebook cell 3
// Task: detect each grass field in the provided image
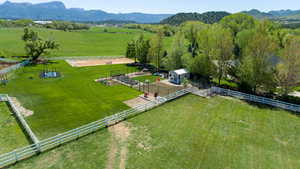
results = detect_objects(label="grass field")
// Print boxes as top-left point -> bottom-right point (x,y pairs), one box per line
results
0,61 -> 141,139
8,94 -> 300,169
9,128 -> 110,169
0,27 -> 172,58
0,102 -> 29,154
132,75 -> 161,83
294,86 -> 300,92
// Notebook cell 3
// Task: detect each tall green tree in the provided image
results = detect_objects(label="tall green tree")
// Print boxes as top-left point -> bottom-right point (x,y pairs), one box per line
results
181,21 -> 206,57
220,13 -> 256,37
209,25 -> 234,85
22,28 -> 59,62
135,34 -> 151,64
186,25 -> 216,79
221,13 -> 256,58
237,25 -> 277,93
165,31 -> 186,70
277,36 -> 300,95
125,41 -> 137,62
148,30 -> 165,72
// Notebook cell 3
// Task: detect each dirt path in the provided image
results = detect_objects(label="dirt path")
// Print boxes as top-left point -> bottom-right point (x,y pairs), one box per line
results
106,122 -> 131,169
66,58 -> 134,67
9,97 -> 34,117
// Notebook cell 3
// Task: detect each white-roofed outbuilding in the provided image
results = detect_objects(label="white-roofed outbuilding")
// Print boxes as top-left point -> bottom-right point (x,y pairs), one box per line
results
169,69 -> 189,85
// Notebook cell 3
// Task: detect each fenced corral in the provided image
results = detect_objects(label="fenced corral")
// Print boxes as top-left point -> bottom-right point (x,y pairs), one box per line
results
114,75 -> 139,86
138,82 -> 185,97
0,88 -> 190,168
212,87 -> 300,112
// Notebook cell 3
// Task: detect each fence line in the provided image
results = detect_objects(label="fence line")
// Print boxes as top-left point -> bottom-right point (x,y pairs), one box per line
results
6,97 -> 40,145
1,86 -> 299,168
212,87 -> 300,112
0,88 -> 189,168
0,60 -> 30,74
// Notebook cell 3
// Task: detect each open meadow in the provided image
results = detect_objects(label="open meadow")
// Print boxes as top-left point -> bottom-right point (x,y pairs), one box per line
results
0,27 -> 172,58
7,94 -> 300,169
0,102 -> 29,154
0,61 -> 142,139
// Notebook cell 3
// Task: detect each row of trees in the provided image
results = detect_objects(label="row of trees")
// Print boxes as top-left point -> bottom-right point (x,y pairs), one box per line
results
44,21 -> 90,31
126,32 -> 166,72
127,13 -> 300,96
0,19 -> 90,31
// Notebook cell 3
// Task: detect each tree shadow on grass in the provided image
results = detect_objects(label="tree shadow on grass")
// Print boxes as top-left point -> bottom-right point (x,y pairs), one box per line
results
242,99 -> 300,117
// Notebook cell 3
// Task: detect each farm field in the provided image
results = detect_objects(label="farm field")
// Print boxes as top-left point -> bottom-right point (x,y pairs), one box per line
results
0,61 -> 141,139
8,94 -> 300,169
0,102 -> 29,154
0,27 -> 172,58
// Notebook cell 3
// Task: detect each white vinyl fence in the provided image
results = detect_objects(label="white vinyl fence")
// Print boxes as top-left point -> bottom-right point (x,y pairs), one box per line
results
212,87 -> 300,112
0,89 -> 189,168
7,97 -> 40,145
0,60 -> 30,74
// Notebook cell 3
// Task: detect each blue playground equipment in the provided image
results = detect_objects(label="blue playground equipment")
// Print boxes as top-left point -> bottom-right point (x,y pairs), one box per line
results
40,66 -> 61,78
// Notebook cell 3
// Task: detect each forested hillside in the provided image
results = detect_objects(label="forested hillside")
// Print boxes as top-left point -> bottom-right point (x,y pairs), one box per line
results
160,12 -> 230,25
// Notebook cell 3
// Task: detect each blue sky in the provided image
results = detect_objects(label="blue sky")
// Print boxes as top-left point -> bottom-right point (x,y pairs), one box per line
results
1,0 -> 300,14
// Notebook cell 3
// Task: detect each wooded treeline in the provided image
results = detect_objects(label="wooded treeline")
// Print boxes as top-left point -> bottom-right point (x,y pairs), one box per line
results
126,13 -> 300,98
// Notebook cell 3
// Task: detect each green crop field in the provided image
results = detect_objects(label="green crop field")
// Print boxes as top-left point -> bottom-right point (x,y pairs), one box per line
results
0,61 -> 141,139
0,27 -> 172,58
8,95 -> 300,169
0,102 -> 29,154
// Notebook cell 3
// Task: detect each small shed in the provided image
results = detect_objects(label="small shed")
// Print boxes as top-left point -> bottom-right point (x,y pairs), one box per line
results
169,69 -> 189,85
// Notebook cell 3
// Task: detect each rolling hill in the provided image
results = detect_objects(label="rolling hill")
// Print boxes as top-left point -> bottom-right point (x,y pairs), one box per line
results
160,12 -> 230,25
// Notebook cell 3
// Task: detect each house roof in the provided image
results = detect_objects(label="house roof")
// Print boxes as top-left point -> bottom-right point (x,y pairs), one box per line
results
173,69 -> 188,75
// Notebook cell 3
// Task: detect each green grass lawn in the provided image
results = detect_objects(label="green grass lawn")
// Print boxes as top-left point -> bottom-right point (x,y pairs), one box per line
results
8,94 -> 300,169
132,75 -> 161,83
126,95 -> 300,169
294,86 -> 300,92
0,102 -> 29,154
212,78 -> 239,88
0,27 -> 172,58
9,128 -> 110,169
0,61 -> 141,139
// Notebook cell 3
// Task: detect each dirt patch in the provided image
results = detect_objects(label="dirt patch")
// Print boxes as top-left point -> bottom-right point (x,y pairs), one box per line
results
106,122 -> 131,169
9,97 -> 34,117
0,62 -> 16,70
66,58 -> 134,67
123,96 -> 153,108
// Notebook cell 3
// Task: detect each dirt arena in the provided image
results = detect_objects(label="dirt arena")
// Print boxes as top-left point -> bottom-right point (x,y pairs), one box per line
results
66,58 -> 134,67
0,62 -> 16,70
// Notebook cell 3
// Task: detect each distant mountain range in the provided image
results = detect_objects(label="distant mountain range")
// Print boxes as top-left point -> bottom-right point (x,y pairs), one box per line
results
242,9 -> 300,21
160,12 -> 230,25
0,1 -> 171,23
1,1 -> 300,24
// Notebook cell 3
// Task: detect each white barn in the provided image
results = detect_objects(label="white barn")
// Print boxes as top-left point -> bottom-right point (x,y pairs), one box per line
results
169,69 -> 189,85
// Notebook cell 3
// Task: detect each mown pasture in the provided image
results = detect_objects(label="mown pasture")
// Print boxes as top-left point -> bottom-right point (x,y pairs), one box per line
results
0,61 -> 141,139
8,94 -> 300,169
0,27 -> 172,58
